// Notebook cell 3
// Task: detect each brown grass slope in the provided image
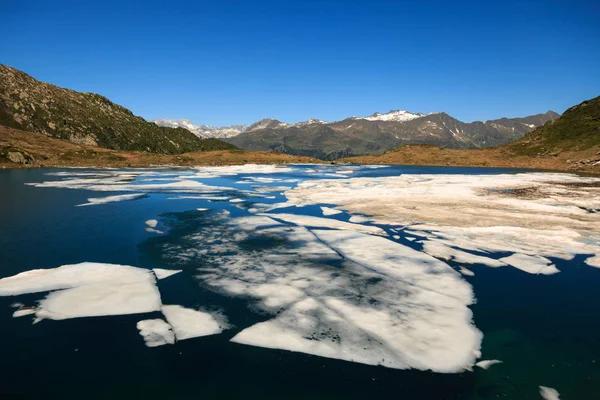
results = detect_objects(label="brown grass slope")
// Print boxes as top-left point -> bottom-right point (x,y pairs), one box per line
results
0,125 -> 322,168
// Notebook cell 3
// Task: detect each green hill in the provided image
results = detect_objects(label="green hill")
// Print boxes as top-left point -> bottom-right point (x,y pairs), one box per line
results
0,64 -> 236,154
510,95 -> 600,155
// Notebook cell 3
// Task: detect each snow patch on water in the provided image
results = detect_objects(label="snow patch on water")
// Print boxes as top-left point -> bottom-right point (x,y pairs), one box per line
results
152,269 -> 182,280
137,319 -> 175,347
172,215 -> 481,372
475,359 -> 502,369
0,262 -> 162,320
76,193 -> 146,207
162,305 -> 225,340
499,253 -> 559,275
263,213 -> 386,236
539,386 -> 560,400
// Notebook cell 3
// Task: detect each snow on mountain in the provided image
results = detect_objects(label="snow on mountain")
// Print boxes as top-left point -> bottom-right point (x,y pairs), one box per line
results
153,119 -> 247,139
354,110 -> 436,122
154,109 -> 437,138
292,118 -> 327,127
246,118 -> 290,132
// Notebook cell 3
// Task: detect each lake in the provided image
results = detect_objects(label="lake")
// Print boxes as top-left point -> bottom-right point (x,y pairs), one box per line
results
0,164 -> 599,400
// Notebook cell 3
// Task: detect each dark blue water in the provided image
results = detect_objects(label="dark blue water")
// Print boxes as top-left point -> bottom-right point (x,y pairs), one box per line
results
0,165 -> 598,400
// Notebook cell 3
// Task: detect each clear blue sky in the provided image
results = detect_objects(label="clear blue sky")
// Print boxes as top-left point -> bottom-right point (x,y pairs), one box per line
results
1,0 -> 599,126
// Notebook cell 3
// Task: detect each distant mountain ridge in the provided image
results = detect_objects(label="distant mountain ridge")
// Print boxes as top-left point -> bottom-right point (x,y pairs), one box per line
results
0,64 -> 236,154
217,109 -> 559,160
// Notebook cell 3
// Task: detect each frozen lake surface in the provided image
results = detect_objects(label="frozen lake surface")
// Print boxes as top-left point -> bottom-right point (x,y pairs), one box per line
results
0,164 -> 599,399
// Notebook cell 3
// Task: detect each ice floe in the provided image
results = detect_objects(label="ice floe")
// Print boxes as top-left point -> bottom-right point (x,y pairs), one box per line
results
76,193 -> 147,207
320,206 -> 342,216
285,173 -> 600,230
162,215 -> 481,372
162,305 -> 225,340
284,173 -> 600,273
0,262 -> 161,320
263,213 -> 386,236
152,269 -> 182,280
539,386 -> 560,400
137,319 -> 175,347
499,253 -> 559,275
475,359 -> 502,369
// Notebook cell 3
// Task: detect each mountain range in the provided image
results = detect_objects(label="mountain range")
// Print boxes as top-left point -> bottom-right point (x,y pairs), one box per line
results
0,64 -> 235,154
155,110 -> 559,160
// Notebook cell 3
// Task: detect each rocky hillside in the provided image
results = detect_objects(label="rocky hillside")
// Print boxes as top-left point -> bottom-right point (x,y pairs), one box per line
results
509,95 -> 600,156
0,64 -> 236,154
226,110 -> 559,160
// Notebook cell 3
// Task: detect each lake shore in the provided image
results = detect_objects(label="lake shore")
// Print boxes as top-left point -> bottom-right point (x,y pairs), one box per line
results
2,125 -> 599,174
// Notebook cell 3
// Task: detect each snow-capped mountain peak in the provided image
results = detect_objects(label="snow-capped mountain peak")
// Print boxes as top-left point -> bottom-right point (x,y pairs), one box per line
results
292,118 -> 327,127
152,119 -> 247,139
356,110 -> 431,122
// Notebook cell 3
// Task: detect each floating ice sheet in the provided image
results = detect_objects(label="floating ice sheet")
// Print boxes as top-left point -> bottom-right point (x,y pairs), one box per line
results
231,230 -> 481,372
263,213 -> 386,236
0,262 -> 162,320
152,269 -> 182,280
76,193 -> 146,207
539,386 -> 560,400
475,359 -> 502,369
168,214 -> 481,372
285,173 -> 600,273
320,206 -> 342,216
137,319 -> 175,347
499,254 -> 559,275
162,305 -> 225,340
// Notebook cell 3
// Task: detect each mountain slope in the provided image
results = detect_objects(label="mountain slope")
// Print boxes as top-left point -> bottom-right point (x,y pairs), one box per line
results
227,110 -> 559,160
340,96 -> 600,173
0,64 -> 236,154
509,96 -> 599,155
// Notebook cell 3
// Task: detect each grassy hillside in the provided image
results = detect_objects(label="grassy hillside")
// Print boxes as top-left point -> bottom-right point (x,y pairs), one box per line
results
0,125 -> 322,168
509,96 -> 600,155
0,64 -> 236,154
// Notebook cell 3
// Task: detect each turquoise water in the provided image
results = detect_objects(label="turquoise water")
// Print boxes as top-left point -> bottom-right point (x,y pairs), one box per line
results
0,165 -> 598,399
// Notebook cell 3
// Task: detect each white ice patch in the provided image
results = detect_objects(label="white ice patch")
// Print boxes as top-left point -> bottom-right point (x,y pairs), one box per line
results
12,308 -> 36,318
475,359 -> 502,369
320,206 -> 342,216
263,213 -> 386,236
460,267 -> 475,276
585,255 -> 600,268
145,219 -> 158,228
162,305 -> 225,340
29,173 -> 235,194
348,215 -> 370,223
232,230 -> 481,372
137,319 -> 175,347
499,254 -> 560,275
168,195 -> 230,201
152,269 -> 182,280
284,173 -> 600,273
76,193 -> 146,207
539,386 -> 560,400
0,262 -> 162,320
421,240 -> 506,268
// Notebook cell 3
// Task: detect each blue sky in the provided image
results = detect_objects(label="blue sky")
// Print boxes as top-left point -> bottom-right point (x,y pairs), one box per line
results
1,0 -> 599,126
